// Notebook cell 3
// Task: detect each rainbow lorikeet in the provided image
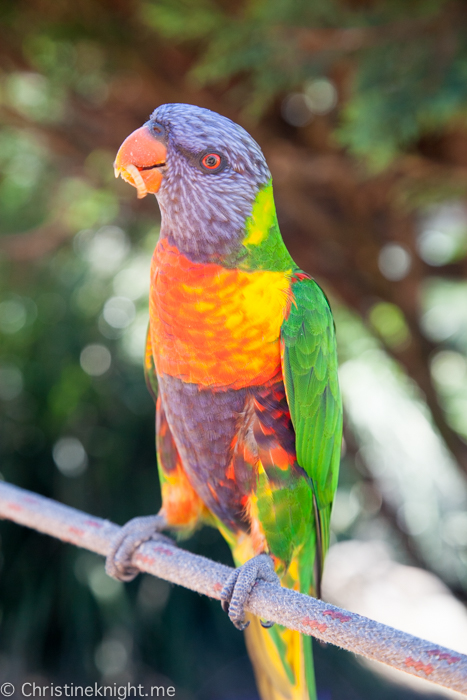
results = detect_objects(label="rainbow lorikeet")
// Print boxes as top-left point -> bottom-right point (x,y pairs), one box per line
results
106,104 -> 342,700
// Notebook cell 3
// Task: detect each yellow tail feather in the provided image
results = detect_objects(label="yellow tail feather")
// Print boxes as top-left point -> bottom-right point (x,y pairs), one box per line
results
244,615 -> 316,700
232,535 -> 317,699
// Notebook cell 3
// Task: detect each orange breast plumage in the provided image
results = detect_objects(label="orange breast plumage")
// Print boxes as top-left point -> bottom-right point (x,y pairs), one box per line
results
149,239 -> 291,389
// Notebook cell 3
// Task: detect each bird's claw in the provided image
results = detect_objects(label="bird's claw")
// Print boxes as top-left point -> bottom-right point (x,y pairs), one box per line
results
260,618 -> 275,629
105,514 -> 172,582
220,553 -> 280,631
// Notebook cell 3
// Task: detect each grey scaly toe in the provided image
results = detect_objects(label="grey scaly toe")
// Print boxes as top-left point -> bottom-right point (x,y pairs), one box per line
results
105,514 -> 172,582
220,553 -> 280,630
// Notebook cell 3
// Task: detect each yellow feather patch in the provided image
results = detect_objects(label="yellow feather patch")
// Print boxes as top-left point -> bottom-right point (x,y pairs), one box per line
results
243,181 -> 276,247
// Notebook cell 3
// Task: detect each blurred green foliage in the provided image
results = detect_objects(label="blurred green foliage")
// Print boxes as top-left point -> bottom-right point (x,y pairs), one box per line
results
144,0 -> 467,165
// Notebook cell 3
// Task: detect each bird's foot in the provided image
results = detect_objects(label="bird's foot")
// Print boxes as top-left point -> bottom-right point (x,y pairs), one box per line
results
220,553 -> 280,631
105,514 -> 172,582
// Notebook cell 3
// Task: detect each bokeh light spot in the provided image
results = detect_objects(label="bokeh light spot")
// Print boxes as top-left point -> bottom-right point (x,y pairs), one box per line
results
378,244 -> 412,281
137,576 -> 171,613
52,437 -> 88,477
121,312 -> 149,364
0,365 -> 23,401
76,226 -> 130,275
304,78 -> 337,114
88,564 -> 123,603
103,296 -> 135,329
0,299 -> 27,334
420,305 -> 459,342
95,638 -> 128,676
80,344 -> 111,376
6,72 -> 49,114
430,350 -> 466,391
418,201 -> 467,267
368,302 -> 410,348
112,257 -> 151,300
281,93 -> 313,127
330,489 -> 360,533
418,229 -> 456,266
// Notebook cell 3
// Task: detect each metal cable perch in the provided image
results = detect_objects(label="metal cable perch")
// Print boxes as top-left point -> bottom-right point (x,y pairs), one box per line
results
0,480 -> 466,695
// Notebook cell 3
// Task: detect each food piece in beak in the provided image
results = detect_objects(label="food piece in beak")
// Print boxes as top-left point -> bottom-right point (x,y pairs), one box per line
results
114,125 -> 167,198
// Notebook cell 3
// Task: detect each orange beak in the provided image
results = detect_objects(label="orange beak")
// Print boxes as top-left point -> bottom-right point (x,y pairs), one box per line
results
114,125 -> 167,199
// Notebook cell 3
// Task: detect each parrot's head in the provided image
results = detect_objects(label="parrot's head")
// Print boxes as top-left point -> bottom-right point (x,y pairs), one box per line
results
114,103 -> 271,260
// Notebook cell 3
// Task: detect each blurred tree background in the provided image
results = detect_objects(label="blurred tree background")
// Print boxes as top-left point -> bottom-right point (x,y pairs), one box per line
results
1,1 -> 467,698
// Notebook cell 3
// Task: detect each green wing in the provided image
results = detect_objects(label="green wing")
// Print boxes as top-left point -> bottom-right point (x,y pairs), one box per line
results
281,275 -> 342,586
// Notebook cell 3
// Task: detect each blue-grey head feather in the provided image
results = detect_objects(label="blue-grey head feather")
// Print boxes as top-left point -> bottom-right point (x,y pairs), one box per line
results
149,103 -> 271,263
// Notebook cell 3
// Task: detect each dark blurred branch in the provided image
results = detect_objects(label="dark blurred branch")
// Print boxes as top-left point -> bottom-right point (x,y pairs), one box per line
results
295,16 -> 439,54
1,480 -> 466,694
0,223 -> 71,261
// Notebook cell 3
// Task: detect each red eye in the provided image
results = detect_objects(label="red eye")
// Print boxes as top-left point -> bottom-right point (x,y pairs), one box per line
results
201,153 -> 222,170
